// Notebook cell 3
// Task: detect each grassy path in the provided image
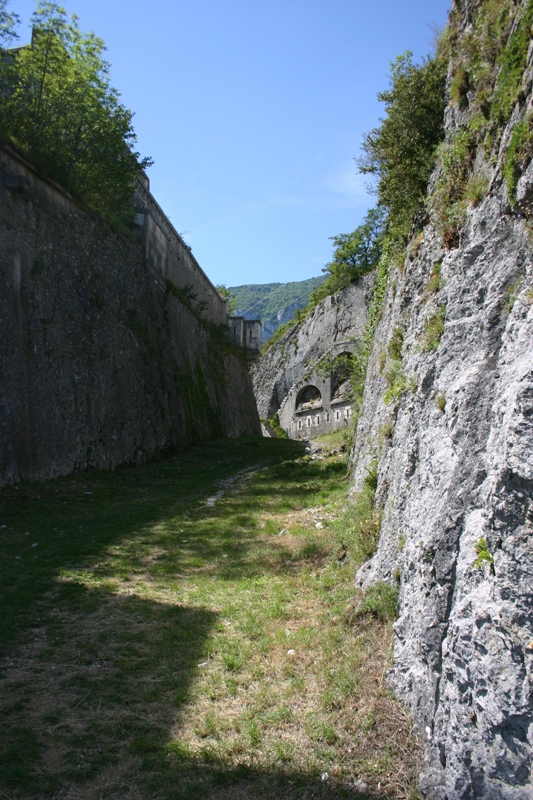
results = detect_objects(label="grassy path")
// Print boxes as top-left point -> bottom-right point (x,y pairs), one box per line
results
0,436 -> 420,799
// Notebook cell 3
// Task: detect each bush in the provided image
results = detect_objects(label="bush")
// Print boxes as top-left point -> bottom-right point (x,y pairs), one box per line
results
0,2 -> 151,227
353,582 -> 399,622
505,116 -> 533,204
421,305 -> 446,352
308,207 -> 386,308
357,51 -> 446,239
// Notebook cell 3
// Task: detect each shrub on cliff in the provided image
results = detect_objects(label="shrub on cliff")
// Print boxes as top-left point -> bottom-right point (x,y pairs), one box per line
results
357,51 -> 446,239
0,1 -> 151,227
308,207 -> 387,307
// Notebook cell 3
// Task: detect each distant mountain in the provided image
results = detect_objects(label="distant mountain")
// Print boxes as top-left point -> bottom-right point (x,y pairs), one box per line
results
229,276 -> 326,343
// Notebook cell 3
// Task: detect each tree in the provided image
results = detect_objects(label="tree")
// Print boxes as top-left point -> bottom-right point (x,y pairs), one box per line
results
308,207 -> 387,307
0,0 -> 19,47
0,2 -> 151,226
357,51 -> 446,238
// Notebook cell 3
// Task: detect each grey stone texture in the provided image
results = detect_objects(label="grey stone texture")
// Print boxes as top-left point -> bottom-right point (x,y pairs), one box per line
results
251,277 -> 373,421
228,316 -> 262,362
277,339 -> 356,439
0,144 -> 260,487
133,175 -> 228,325
349,4 -> 533,795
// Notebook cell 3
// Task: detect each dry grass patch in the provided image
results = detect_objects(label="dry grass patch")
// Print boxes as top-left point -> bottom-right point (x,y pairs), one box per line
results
0,436 -> 421,799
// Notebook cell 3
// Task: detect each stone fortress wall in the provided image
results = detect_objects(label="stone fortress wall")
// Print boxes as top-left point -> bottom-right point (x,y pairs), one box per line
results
278,341 -> 355,438
0,143 -> 261,488
228,316 -> 262,362
133,175 -> 228,325
251,277 -> 374,434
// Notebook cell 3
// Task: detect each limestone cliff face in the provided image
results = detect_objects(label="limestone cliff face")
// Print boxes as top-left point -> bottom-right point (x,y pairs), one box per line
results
0,145 -> 260,487
349,2 -> 533,796
251,276 -> 373,420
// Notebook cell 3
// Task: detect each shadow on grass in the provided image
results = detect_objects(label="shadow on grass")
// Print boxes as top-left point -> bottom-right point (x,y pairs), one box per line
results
0,436 -> 386,799
0,436 -> 303,656
0,585 -> 217,797
151,756 -> 381,799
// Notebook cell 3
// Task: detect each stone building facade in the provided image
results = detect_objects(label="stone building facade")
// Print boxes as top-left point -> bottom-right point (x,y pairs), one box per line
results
278,342 -> 355,439
228,316 -> 262,362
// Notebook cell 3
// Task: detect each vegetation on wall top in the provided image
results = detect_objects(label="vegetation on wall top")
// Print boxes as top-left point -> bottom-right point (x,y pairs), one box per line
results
0,0 -> 152,227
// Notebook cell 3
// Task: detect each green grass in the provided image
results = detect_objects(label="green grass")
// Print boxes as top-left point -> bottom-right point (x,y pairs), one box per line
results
420,305 -> 446,353
0,436 -> 421,799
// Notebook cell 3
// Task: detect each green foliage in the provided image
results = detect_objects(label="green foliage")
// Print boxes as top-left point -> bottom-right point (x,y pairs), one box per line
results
363,459 -> 379,492
441,0 -> 533,203
474,537 -> 494,570
215,285 -> 238,315
362,237 -> 403,358
421,305 -> 446,352
490,1 -> 533,127
378,418 -> 395,442
425,262 -> 444,294
357,51 -> 446,238
427,1 -> 533,244
355,582 -> 399,622
0,0 -> 18,46
505,116 -> 533,204
445,0 -> 511,118
0,2 -> 151,227
450,65 -> 470,110
229,277 -> 325,323
267,413 -> 288,439
503,275 -> 525,314
435,392 -> 446,413
344,487 -> 383,565
383,362 -> 407,407
308,208 -> 387,307
430,126 -> 478,244
387,326 -> 403,361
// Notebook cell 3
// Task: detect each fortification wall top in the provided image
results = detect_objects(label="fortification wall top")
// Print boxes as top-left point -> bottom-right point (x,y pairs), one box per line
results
134,178 -> 227,325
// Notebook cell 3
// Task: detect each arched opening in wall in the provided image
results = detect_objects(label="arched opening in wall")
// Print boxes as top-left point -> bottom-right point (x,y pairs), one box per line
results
295,385 -> 323,413
330,352 -> 354,403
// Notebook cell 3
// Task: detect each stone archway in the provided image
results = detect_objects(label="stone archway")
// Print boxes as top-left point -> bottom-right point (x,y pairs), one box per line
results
330,352 -> 353,403
295,385 -> 323,412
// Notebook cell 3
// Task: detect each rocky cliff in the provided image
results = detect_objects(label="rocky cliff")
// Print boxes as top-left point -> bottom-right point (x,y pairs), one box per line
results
251,276 -> 373,421
0,144 -> 260,487
349,1 -> 533,796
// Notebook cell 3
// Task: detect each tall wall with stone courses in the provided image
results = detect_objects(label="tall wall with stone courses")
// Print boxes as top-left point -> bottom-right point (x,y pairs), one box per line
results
228,316 -> 261,362
0,144 -> 261,488
133,177 -> 227,325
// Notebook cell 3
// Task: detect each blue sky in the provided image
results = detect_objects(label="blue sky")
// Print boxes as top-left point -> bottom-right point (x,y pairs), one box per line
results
12,0 -> 451,287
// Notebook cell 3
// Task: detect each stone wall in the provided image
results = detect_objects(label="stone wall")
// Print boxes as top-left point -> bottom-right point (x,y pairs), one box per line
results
251,277 -> 373,423
278,340 -> 355,439
228,316 -> 261,362
348,1 -> 533,794
133,177 -> 228,325
0,143 -> 261,488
